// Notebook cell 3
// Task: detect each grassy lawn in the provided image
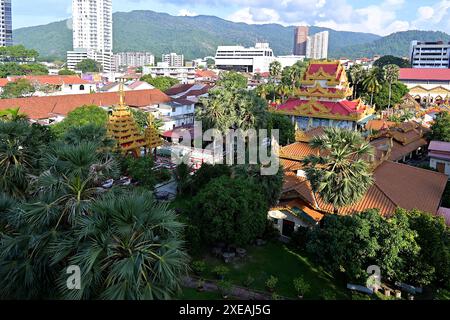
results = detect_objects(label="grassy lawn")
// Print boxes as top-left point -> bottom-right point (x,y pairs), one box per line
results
177,288 -> 222,300
191,242 -> 349,300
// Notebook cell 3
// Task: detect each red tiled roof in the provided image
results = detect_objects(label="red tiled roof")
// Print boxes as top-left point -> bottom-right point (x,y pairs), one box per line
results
279,141 -> 448,215
165,84 -> 195,96
0,89 -> 171,120
1,75 -> 91,87
399,68 -> 450,81
195,69 -> 218,79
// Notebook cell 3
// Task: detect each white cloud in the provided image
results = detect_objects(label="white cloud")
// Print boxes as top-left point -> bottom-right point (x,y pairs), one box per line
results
225,0 -> 412,35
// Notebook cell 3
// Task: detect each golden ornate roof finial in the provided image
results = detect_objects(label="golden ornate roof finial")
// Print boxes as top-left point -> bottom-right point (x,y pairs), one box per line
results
119,81 -> 125,107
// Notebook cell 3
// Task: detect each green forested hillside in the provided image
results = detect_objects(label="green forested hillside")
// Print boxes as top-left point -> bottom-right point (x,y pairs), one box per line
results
13,10 -> 380,60
331,30 -> 450,59
13,10 -> 450,61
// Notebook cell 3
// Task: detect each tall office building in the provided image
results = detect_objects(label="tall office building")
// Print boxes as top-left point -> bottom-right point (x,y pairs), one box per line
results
410,41 -> 450,68
67,0 -> 113,72
306,31 -> 329,60
293,26 -> 308,56
0,0 -> 12,47
162,53 -> 184,67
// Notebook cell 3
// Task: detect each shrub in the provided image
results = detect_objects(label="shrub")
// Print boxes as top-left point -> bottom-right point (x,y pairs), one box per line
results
262,220 -> 280,241
266,276 -> 278,292
217,280 -> 232,298
290,227 -> 310,250
213,266 -> 230,280
293,277 -> 311,297
192,261 -> 207,276
243,275 -> 255,288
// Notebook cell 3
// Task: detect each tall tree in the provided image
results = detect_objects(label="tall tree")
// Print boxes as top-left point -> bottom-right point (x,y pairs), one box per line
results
51,105 -> 108,137
302,128 -> 374,212
363,68 -> 382,107
1,79 -> 35,99
430,111 -> 450,142
373,55 -> 410,69
349,64 -> 366,99
269,61 -> 282,80
383,64 -> 400,110
76,59 -> 102,73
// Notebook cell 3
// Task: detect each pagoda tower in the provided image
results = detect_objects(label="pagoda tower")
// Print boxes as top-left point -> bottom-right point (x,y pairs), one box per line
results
107,83 -> 148,157
145,113 -> 164,155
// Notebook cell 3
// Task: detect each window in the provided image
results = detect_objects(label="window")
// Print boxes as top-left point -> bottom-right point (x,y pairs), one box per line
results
79,85 -> 85,91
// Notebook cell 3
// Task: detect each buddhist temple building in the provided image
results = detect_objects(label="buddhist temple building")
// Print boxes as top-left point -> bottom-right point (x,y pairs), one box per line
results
271,60 -> 375,131
269,127 -> 448,237
107,84 -> 148,157
368,121 -> 429,162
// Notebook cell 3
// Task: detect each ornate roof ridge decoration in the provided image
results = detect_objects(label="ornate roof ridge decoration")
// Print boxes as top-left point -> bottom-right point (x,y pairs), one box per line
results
298,82 -> 352,99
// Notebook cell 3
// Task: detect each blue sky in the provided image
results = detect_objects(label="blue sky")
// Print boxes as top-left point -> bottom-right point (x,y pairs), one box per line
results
13,0 -> 450,36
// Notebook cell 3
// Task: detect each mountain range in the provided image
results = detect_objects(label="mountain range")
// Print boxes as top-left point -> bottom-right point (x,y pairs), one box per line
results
12,10 -> 450,61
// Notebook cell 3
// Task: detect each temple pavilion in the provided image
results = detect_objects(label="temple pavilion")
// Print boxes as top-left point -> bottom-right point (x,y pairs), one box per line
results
269,128 -> 448,237
107,84 -> 148,157
272,60 -> 375,131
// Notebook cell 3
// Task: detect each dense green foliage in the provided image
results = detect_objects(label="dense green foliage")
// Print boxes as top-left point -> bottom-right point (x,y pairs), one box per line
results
268,113 -> 295,146
217,71 -> 248,90
13,11 -> 380,60
369,81 -> 409,111
0,45 -> 39,61
76,59 -> 102,73
197,87 -> 268,133
140,74 -> 179,92
51,105 -> 109,137
306,209 -> 450,289
0,62 -> 49,78
58,69 -> 77,75
430,112 -> 450,142
189,175 -> 268,246
1,79 -> 35,99
0,119 -> 189,300
373,55 -> 411,69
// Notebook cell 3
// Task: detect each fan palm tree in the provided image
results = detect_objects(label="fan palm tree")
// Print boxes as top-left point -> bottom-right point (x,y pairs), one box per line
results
0,121 -> 35,197
288,64 -> 304,90
363,69 -> 382,107
383,64 -> 400,110
302,128 -> 374,213
349,65 -> 366,99
54,191 -> 189,300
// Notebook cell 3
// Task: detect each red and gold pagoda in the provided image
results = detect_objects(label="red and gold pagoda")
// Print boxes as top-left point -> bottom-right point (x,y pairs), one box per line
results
272,60 -> 375,131
107,83 -> 148,157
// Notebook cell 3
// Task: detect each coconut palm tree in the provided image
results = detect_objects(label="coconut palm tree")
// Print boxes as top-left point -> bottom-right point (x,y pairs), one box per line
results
277,84 -> 291,103
55,191 -> 189,300
383,64 -> 400,110
302,128 -> 374,213
349,64 -> 366,99
0,108 -> 28,122
363,69 -> 382,107
269,61 -> 282,81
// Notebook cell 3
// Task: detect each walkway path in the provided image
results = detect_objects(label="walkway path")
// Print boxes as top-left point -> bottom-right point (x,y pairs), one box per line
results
182,276 -> 274,300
